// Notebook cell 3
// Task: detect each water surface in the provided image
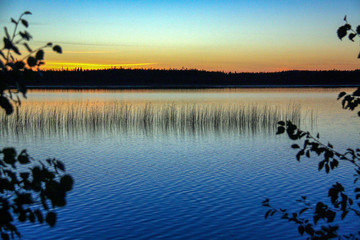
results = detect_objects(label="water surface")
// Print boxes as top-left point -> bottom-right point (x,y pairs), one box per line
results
1,88 -> 359,239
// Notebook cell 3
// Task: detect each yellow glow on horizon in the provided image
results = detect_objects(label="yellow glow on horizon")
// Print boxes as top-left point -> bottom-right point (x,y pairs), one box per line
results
43,62 -> 158,70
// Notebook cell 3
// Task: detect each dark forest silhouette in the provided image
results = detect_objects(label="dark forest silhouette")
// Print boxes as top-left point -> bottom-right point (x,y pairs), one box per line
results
23,68 -> 360,89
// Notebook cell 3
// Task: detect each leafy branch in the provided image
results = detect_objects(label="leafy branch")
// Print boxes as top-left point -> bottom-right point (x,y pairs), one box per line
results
337,15 -> 360,58
264,87 -> 360,239
0,148 -> 74,240
0,12 -> 73,240
0,11 -> 62,116
264,17 -> 360,239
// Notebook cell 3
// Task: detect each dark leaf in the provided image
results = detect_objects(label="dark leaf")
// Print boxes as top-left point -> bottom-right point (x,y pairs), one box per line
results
4,27 -> 10,39
0,96 -> 13,115
36,50 -> 44,60
349,33 -> 357,42
11,18 -> 17,24
316,133 -> 320,138
344,24 -> 351,30
357,25 -> 360,34
326,210 -> 336,222
2,148 -> 16,160
291,144 -> 300,149
52,45 -> 62,54
29,211 -> 35,222
21,19 -> 28,28
34,209 -> 44,223
332,159 -> 338,167
18,151 -> 30,164
278,121 -> 285,126
27,56 -> 37,67
3,37 -> 21,55
298,225 -> 305,236
265,210 -> 271,219
24,11 -> 32,15
47,42 -> 53,47
20,172 -> 30,180
56,160 -> 65,171
325,164 -> 330,173
337,92 -> 346,100
46,212 -> 57,227
276,126 -> 285,135
337,26 -> 348,40
353,88 -> 360,96
60,174 -> 74,191
19,31 -> 32,41
262,198 -> 269,206
15,61 -> 25,70
305,224 -> 314,235
11,46 -> 21,56
23,42 -> 32,52
299,207 -> 309,215
18,211 -> 27,222
296,149 -> 304,161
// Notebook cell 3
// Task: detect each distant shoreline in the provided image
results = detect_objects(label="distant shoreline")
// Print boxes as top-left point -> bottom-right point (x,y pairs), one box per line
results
20,69 -> 360,89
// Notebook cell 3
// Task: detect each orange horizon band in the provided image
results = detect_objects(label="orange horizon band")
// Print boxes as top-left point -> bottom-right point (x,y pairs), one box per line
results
42,62 -> 158,70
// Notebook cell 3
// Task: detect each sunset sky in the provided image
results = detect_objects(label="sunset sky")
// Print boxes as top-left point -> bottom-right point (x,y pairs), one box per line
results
1,0 -> 359,72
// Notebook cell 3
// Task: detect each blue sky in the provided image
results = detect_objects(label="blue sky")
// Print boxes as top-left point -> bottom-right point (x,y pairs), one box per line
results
1,0 -> 359,71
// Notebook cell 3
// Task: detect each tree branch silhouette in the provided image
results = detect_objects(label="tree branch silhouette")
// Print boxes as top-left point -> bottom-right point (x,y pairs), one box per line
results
0,11 -> 73,240
263,16 -> 360,239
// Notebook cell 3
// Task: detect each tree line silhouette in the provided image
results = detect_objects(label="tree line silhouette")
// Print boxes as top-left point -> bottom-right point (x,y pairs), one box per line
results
23,68 -> 360,88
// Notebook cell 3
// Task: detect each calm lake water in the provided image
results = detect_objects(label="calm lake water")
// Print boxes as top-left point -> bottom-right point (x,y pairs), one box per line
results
1,88 -> 359,240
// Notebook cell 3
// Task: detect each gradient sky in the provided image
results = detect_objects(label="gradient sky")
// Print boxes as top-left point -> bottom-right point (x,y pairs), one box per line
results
1,0 -> 359,72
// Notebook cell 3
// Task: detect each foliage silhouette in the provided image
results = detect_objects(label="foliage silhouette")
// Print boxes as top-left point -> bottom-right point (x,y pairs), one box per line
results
0,11 -> 62,115
0,12 -> 72,240
263,17 -> 360,239
337,16 -> 360,58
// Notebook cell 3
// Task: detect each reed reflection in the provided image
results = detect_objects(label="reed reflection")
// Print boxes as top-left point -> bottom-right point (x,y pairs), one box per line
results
0,100 -> 315,137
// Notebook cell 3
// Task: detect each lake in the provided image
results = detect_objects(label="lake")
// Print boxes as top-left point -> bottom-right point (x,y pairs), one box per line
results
1,88 -> 359,240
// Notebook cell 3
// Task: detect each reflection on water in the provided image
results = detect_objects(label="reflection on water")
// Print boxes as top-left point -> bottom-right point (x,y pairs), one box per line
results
2,88 -> 358,240
0,101 -> 314,136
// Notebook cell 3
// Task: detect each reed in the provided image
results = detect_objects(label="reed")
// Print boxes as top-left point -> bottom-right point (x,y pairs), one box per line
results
0,101 -> 312,136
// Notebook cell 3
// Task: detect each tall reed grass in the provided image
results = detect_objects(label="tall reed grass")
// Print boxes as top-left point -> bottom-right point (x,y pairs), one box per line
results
0,101 -> 312,136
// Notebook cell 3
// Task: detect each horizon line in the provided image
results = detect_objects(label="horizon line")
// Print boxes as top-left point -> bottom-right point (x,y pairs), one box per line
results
41,66 -> 360,74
